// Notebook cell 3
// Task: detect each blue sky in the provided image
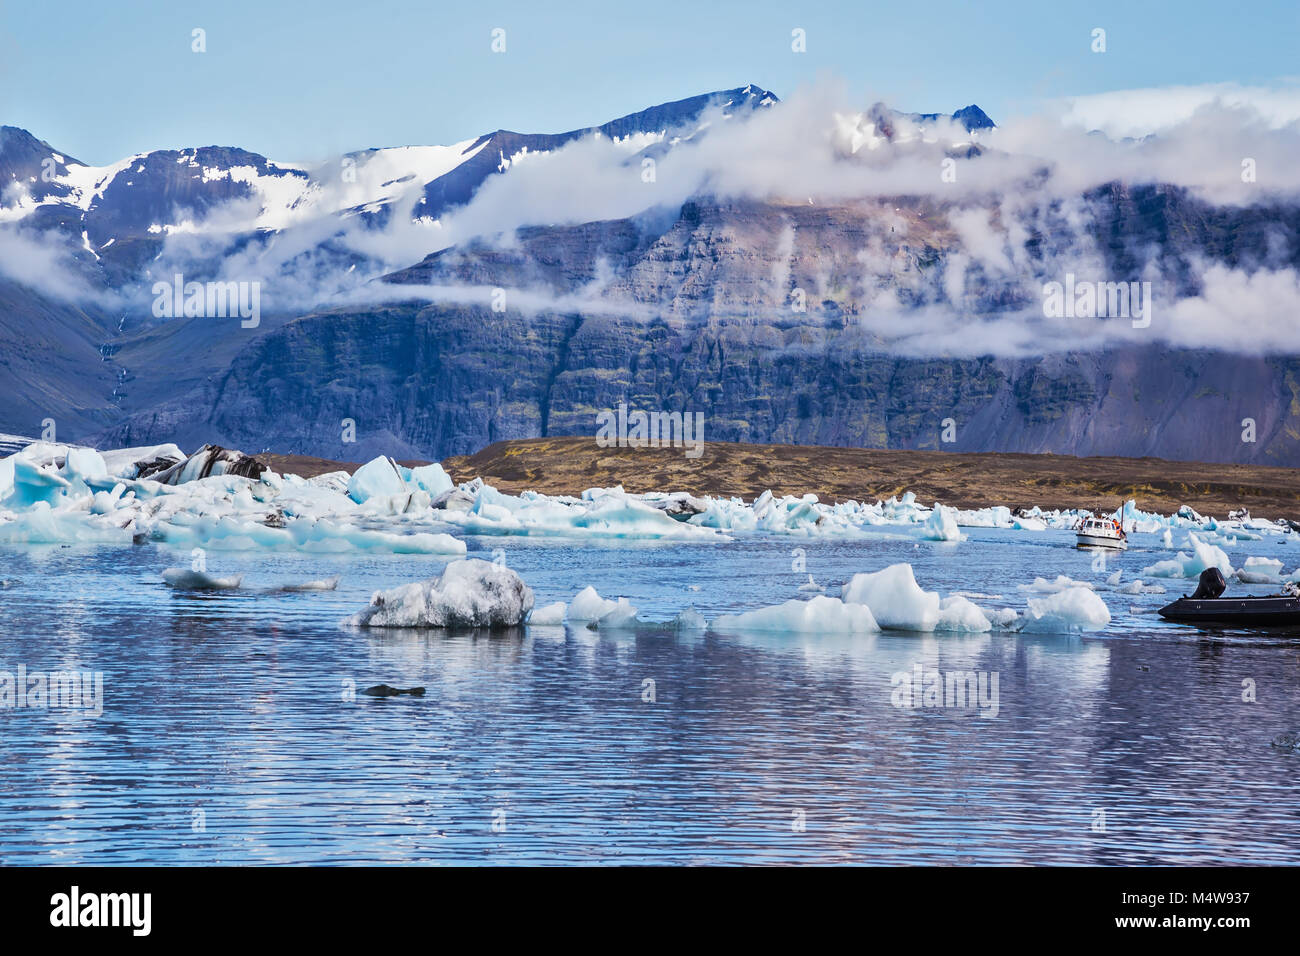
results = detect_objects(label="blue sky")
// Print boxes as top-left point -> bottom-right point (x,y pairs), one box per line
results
2,0 -> 1297,164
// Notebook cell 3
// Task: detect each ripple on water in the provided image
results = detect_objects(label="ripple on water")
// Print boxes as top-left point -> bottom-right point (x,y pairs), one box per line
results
1,527 -> 1299,863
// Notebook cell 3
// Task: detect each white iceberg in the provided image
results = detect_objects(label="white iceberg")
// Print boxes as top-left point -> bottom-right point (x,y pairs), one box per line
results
280,575 -> 341,591
1020,587 -> 1110,632
712,595 -> 879,633
528,601 -> 567,626
1018,575 -> 1095,593
843,563 -> 940,631
936,595 -> 992,632
672,607 -> 707,630
347,558 -> 534,628
408,462 -> 453,496
1237,556 -> 1283,583
1141,533 -> 1234,579
567,585 -> 621,622
922,504 -> 961,542
594,598 -> 640,628
347,455 -> 407,504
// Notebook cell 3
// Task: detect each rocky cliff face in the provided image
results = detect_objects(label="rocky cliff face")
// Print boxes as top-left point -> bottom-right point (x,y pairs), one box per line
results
101,297 -> 1300,466
100,192 -> 1300,466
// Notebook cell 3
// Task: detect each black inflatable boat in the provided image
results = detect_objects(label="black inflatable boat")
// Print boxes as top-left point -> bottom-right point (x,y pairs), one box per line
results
1158,567 -> 1300,627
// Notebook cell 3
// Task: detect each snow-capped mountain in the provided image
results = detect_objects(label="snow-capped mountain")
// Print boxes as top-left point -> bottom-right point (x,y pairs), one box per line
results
4,85 -> 1300,467
0,85 -> 779,250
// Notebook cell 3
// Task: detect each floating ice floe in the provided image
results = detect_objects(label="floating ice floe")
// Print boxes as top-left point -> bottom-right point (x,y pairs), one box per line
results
1141,533 -> 1234,579
1236,556 -> 1283,584
566,585 -> 640,627
347,558 -> 533,628
527,601 -> 567,626
1018,575 -> 1095,593
712,595 -> 879,633
672,607 -> 708,630
1020,587 -> 1110,632
713,564 -> 1016,634
1117,578 -> 1165,595
279,575 -> 341,592
162,567 -> 243,590
843,563 -> 941,631
936,595 -> 993,632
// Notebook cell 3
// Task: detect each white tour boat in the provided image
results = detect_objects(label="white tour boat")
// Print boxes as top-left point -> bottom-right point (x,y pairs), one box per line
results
1075,513 -> 1128,550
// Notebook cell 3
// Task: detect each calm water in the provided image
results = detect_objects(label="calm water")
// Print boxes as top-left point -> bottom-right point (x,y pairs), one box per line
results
2,527 -> 1299,865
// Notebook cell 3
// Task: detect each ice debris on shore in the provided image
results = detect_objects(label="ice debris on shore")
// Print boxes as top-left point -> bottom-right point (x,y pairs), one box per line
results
347,558 -> 533,628
0,445 -> 467,554
4,442 -> 1300,564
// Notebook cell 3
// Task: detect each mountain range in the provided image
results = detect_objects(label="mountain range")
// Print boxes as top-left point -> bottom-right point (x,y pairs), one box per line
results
2,84 -> 1297,467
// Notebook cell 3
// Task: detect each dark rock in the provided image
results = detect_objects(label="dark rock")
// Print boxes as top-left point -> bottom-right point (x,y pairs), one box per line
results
149,444 -> 267,484
360,685 -> 426,698
1270,732 -> 1299,752
430,488 -> 475,511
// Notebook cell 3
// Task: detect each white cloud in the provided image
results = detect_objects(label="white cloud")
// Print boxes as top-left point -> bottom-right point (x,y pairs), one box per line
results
1058,82 -> 1300,138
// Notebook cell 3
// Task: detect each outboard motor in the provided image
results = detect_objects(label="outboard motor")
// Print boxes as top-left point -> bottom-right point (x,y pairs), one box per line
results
1190,567 -> 1227,600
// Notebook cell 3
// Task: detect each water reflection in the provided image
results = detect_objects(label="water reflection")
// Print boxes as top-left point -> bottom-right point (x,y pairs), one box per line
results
1,527 -> 1298,864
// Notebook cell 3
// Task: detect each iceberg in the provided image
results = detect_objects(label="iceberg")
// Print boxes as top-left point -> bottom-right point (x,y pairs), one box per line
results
843,564 -> 940,631
347,455 -> 407,504
922,504 -> 961,542
4,457 -> 71,508
99,443 -> 185,479
61,447 -> 108,486
672,607 -> 708,630
1237,556 -> 1283,583
712,595 -> 879,633
594,598 -> 640,628
162,567 -> 244,590
408,462 -> 453,496
528,601 -> 567,626
347,558 -> 534,628
0,501 -> 132,545
567,585 -> 621,622
936,595 -> 992,632
150,444 -> 266,485
1020,587 -> 1110,632
280,575 -> 341,591
1141,533 -> 1234,579
1018,575 -> 1095,593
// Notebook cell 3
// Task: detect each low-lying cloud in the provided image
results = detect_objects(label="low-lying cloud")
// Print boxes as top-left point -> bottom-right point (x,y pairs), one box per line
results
6,77 -> 1300,359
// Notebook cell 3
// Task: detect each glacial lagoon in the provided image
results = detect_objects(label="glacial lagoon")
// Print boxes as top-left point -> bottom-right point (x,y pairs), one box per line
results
3,526 -> 1299,865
